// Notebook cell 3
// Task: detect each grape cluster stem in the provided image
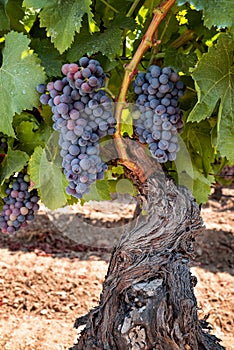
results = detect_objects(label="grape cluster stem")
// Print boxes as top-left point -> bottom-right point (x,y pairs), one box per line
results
114,0 -> 176,181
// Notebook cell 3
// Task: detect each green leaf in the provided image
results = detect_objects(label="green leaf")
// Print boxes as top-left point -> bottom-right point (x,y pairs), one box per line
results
120,107 -> 133,137
23,0 -> 47,6
184,120 -> 215,176
28,139 -> 67,209
112,165 -> 125,176
31,38 -> 64,77
0,0 -> 10,31
192,168 -> 214,204
28,146 -> 43,188
172,136 -> 213,203
67,25 -> 122,62
177,0 -> 234,29
5,0 -> 25,32
23,0 -> 94,54
83,179 -> 112,202
95,179 -> 112,200
111,14 -> 136,31
14,118 -> 51,155
0,31 -> 46,137
20,7 -> 38,32
187,34 -> 234,162
39,148 -> 67,209
0,148 -> 29,185
44,130 -> 62,166
164,47 -> 197,75
217,106 -> 234,162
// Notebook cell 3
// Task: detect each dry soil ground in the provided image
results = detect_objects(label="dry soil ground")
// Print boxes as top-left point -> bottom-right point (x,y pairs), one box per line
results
0,190 -> 233,350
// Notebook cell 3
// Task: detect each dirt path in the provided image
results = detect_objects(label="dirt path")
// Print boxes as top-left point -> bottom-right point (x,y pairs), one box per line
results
0,191 -> 233,350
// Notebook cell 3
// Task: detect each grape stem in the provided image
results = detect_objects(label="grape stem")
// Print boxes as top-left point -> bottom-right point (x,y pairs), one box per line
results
114,0 -> 176,181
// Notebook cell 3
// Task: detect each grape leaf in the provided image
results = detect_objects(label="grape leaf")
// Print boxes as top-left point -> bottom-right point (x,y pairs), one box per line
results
218,107 -> 234,162
188,34 -> 234,162
174,155 -> 214,204
23,0 -> 47,6
23,0 -> 94,54
173,136 -> 214,203
177,0 -> 234,29
5,0 -> 25,32
83,179 -> 112,202
14,120 -> 51,155
192,168 -> 214,204
183,120 -> 215,176
31,38 -> 64,77
39,148 -> 67,209
28,144 -> 67,209
120,108 -> 133,137
0,31 -> 46,137
112,165 -> 125,176
95,180 -> 112,200
164,47 -> 197,75
67,25 -> 122,62
0,0 -> 10,31
44,130 -> 62,166
0,148 -> 29,185
82,183 -> 100,202
28,146 -> 43,189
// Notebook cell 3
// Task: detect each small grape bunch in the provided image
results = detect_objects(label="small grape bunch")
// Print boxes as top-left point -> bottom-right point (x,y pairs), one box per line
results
0,173 -> 40,234
133,65 -> 185,163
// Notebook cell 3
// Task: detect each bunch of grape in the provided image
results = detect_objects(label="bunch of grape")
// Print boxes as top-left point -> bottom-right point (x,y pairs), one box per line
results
37,58 -> 116,198
133,65 -> 185,163
0,173 -> 39,234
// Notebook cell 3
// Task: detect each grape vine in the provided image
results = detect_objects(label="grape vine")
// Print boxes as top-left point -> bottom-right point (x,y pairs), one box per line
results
0,0 -> 233,234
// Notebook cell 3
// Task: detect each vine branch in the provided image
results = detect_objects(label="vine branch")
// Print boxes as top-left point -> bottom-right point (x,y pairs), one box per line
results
114,0 -> 176,181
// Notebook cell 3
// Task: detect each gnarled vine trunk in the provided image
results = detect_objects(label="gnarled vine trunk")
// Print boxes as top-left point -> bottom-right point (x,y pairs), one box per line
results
69,165 -> 225,350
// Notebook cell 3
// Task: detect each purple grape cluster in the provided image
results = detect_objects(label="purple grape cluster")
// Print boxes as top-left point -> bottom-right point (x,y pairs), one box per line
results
37,58 -> 116,199
0,173 -> 39,234
133,65 -> 185,163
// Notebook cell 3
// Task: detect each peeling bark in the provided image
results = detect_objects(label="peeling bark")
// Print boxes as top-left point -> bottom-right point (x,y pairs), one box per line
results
69,166 -> 225,350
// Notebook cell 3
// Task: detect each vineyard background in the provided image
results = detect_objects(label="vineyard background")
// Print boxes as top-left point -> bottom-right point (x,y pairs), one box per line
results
0,189 -> 233,350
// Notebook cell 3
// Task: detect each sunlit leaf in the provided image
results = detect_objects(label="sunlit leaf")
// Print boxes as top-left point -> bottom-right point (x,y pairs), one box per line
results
0,31 -> 46,136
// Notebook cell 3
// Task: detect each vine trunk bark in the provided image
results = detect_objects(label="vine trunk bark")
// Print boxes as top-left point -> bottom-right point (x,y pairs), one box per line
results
69,163 -> 225,350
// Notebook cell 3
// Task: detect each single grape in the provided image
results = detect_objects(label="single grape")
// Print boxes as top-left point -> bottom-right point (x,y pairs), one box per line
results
40,94 -> 50,105
156,105 -> 166,115
69,144 -> 80,156
82,68 -> 91,78
159,74 -> 168,84
149,65 -> 161,78
57,103 -> 69,115
80,158 -> 91,171
158,140 -> 169,150
37,84 -> 46,94
54,80 -> 64,91
79,57 -> 89,67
